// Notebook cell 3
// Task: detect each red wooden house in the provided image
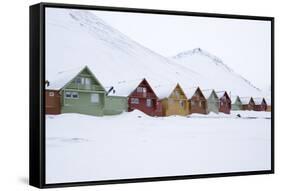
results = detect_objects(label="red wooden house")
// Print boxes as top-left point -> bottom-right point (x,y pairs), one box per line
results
216,91 -> 231,114
188,87 -> 208,114
253,98 -> 267,111
128,78 -> 163,116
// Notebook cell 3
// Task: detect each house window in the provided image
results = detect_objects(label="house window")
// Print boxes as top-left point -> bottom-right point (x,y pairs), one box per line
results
221,102 -> 224,106
65,91 -> 72,98
179,100 -> 184,108
175,91 -> 179,98
199,101 -> 202,108
49,92 -> 54,97
137,87 -> 147,93
65,91 -> 79,99
143,87 -> 147,93
137,87 -> 143,93
191,100 -> 196,107
91,93 -> 99,103
72,92 -> 79,99
75,77 -> 91,85
146,99 -> 152,107
75,77 -> 83,84
131,98 -> 139,104
84,78 -> 91,88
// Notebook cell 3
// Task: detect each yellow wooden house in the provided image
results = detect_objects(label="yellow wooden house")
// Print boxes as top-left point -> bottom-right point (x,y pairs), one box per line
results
161,83 -> 190,116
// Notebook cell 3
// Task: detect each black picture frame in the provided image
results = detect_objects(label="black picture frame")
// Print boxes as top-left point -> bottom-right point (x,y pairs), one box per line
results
30,2 -> 275,189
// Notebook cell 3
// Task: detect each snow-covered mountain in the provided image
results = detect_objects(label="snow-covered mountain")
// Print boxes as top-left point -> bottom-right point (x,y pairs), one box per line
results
46,8 -> 263,98
171,48 -> 263,97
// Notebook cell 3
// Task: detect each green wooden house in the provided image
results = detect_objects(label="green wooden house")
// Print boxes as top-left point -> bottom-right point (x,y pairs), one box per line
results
46,66 -> 127,116
202,89 -> 219,114
231,96 -> 243,110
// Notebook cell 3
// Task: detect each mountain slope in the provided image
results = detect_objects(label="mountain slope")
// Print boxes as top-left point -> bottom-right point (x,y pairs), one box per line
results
46,8 -> 262,98
46,8 -> 201,94
171,48 -> 262,97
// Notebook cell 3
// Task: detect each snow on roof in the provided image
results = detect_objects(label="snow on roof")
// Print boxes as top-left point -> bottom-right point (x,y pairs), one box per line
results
231,96 -> 240,104
107,77 -> 175,99
106,79 -> 142,97
253,98 -> 265,105
46,66 -> 86,90
154,83 -> 177,99
240,97 -> 252,104
201,89 -> 216,99
265,98 -> 271,105
184,87 -> 202,99
216,91 -> 226,98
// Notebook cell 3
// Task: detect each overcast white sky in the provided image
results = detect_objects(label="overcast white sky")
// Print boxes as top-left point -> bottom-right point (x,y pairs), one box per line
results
91,10 -> 271,91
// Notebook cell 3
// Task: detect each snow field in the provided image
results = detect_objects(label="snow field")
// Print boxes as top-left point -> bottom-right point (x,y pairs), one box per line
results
46,110 -> 271,183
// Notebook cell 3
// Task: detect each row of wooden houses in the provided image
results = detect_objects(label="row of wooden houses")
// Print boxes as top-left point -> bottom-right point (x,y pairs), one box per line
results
45,66 -> 271,117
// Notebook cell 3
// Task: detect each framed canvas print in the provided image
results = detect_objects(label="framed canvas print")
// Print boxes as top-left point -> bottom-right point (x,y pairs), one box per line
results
29,2 -> 274,188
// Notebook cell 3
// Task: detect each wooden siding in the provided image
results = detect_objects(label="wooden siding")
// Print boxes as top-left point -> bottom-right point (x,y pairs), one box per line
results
254,99 -> 267,111
60,68 -> 107,116
162,84 -> 190,116
104,96 -> 128,115
61,90 -> 105,116
162,99 -> 190,116
45,90 -> 61,115
232,97 -> 243,111
206,91 -> 219,114
219,92 -> 231,114
128,79 -> 163,116
242,98 -> 255,111
189,88 -> 208,114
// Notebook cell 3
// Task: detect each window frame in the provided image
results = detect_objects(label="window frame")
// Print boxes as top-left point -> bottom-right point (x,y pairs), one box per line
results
146,98 -> 152,107
131,98 -> 139,104
91,93 -> 100,103
49,91 -> 55,97
72,92 -> 79,99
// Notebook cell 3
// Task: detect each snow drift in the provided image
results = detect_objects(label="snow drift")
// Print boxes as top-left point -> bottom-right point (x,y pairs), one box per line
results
46,111 -> 271,183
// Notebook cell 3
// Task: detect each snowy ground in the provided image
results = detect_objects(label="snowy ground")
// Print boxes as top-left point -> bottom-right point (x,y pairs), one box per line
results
46,110 -> 271,184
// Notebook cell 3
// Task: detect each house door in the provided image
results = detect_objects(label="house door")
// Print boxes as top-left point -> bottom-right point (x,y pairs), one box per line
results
85,78 -> 91,90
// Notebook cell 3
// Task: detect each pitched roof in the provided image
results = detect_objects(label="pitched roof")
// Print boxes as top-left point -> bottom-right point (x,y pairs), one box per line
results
155,83 -> 177,99
215,91 -> 227,98
107,77 -> 174,99
231,96 -> 241,104
106,78 -> 143,97
46,66 -> 104,91
240,97 -> 253,105
253,98 -> 266,105
201,89 -> 217,99
46,66 -> 85,90
265,98 -> 271,105
184,87 -> 204,99
167,83 -> 188,99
